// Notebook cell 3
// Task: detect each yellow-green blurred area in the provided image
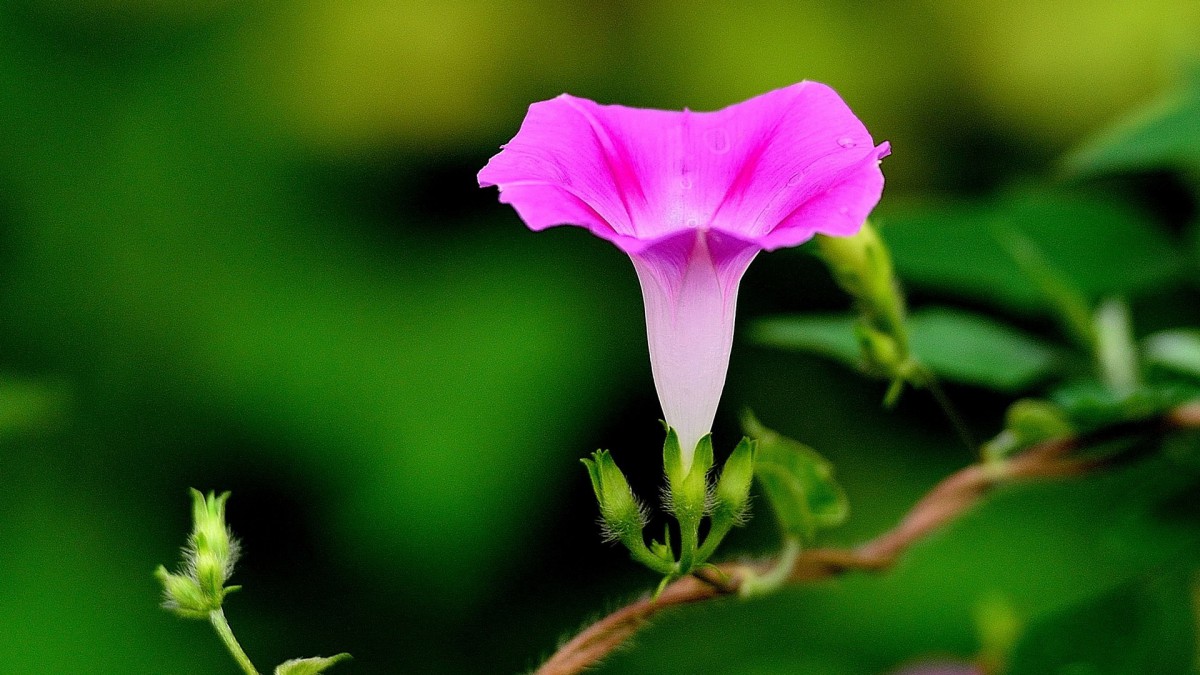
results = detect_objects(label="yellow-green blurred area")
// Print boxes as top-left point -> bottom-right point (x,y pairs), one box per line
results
1,1 -> 1199,673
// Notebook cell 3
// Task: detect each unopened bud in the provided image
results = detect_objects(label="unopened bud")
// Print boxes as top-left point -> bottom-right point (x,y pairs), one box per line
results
818,222 -> 910,358
855,322 -> 904,375
1007,399 -> 1073,440
154,489 -> 241,619
816,224 -> 886,299
712,437 -> 755,526
582,450 -> 646,544
983,399 -> 1074,461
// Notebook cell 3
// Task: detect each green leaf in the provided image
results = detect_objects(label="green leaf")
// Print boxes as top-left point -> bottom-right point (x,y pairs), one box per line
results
274,653 -> 352,675
1064,70 -> 1200,178
998,228 -> 1096,350
743,415 -> 847,542
881,192 -> 1183,315
1051,380 -> 1198,433
754,307 -> 1062,392
752,313 -> 861,366
1007,575 -> 1195,675
1144,329 -> 1200,381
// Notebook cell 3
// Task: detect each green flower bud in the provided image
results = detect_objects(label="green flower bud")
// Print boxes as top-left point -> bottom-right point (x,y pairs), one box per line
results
191,489 -> 237,572
818,222 -> 910,366
712,438 -> 755,527
983,398 -> 1074,461
855,321 -> 904,376
816,226 -> 879,297
1007,398 -> 1073,440
155,489 -> 241,619
582,450 -> 646,544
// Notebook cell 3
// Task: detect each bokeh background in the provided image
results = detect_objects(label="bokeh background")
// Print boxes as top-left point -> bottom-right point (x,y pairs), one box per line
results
2,1 -> 1199,673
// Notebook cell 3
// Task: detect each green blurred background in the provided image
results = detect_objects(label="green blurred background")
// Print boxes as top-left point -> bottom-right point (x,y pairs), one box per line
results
1,1 -> 1199,673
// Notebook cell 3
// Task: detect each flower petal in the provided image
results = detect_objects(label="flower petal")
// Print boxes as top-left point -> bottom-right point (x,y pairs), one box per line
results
630,229 -> 758,466
479,82 -> 886,252
689,82 -> 889,247
478,94 -> 682,251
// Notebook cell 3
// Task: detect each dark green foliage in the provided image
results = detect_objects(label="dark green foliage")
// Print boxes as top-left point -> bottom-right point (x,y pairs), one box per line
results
1007,575 -> 1197,675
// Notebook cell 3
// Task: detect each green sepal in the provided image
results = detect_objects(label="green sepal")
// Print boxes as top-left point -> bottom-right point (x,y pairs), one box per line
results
582,453 -> 605,503
274,653 -> 352,675
649,541 -> 674,565
662,428 -> 711,522
743,414 -> 848,542
662,425 -> 684,488
681,434 -> 713,519
154,565 -> 214,619
190,489 -> 235,564
691,433 -> 715,476
662,427 -> 713,575
583,450 -> 678,575
694,436 -> 757,565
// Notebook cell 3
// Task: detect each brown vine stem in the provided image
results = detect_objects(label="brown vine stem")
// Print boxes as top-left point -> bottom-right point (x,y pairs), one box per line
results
534,400 -> 1200,675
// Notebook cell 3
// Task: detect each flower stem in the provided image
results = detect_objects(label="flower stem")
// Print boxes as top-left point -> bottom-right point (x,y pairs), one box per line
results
694,518 -> 734,564
738,537 -> 801,599
627,539 -> 677,576
919,368 -> 976,454
209,608 -> 260,675
676,515 -> 699,575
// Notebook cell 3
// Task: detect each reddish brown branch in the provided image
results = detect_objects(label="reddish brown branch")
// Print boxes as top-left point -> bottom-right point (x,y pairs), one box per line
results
534,401 -> 1200,675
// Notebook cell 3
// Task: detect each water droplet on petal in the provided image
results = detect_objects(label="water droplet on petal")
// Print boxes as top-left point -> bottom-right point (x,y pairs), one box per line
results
837,136 -> 857,148
705,129 -> 731,154
787,172 -> 805,186
680,175 -> 693,189
686,217 -> 699,227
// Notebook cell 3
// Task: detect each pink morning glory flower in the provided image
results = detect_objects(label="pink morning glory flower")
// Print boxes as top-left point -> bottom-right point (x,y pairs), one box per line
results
479,82 -> 888,469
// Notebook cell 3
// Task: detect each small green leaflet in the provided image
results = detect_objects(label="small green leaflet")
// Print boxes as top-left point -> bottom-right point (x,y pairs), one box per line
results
743,415 -> 848,542
274,654 -> 352,675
